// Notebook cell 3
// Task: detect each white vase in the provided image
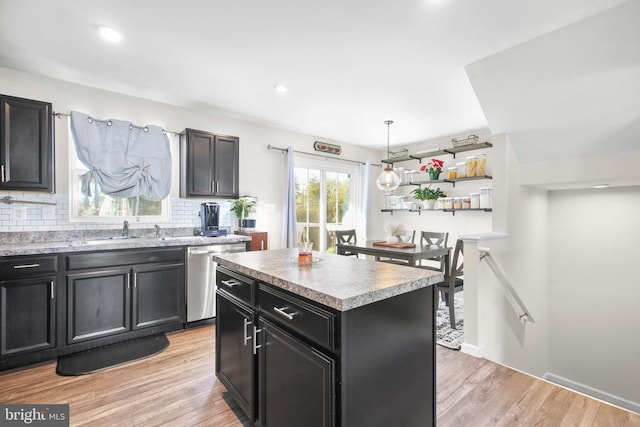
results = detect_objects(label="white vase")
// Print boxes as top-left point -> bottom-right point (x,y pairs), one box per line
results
423,199 -> 435,210
386,235 -> 400,244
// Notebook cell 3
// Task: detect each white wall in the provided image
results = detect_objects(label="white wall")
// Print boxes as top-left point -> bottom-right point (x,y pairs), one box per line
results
476,134 -> 639,411
547,186 -> 640,408
476,135 -> 550,377
0,66 -> 380,244
369,129 -> 494,244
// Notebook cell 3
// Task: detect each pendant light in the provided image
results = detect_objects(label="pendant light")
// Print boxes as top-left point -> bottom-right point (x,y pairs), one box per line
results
376,120 -> 400,191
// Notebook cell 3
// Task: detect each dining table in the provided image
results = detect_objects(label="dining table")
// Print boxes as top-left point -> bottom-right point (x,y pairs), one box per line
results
336,240 -> 450,270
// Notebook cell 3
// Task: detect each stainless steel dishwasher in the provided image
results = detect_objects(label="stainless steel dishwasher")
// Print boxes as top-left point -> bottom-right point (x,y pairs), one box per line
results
187,243 -> 246,323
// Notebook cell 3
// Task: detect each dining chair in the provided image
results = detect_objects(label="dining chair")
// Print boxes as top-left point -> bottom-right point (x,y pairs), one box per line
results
335,229 -> 358,257
417,231 -> 449,272
434,239 -> 464,329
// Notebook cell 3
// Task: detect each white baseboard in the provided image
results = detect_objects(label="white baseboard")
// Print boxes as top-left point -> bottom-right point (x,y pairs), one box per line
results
460,342 -> 484,358
543,372 -> 640,414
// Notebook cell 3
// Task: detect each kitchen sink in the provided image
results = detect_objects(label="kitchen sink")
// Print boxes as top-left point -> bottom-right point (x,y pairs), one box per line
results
68,236 -> 140,246
157,236 -> 200,241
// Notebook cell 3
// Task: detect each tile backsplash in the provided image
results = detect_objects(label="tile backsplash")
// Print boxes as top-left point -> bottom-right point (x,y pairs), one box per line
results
0,191 -> 231,233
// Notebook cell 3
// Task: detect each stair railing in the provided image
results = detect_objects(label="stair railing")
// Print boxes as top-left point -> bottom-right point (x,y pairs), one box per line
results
479,247 -> 535,323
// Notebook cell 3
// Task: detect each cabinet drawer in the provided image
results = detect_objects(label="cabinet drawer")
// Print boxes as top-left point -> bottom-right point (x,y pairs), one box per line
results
66,247 -> 184,271
216,266 -> 253,305
258,284 -> 336,352
0,256 -> 58,278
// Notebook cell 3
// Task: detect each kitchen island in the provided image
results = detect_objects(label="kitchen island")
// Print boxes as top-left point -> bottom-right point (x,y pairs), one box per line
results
213,248 -> 443,427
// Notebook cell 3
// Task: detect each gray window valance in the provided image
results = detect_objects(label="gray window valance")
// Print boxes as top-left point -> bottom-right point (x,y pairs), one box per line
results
70,111 -> 171,201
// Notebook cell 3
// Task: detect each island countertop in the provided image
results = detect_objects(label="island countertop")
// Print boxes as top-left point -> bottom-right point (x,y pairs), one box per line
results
214,248 -> 443,311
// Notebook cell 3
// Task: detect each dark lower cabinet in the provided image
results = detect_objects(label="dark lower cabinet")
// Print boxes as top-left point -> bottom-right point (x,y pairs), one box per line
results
215,291 -> 256,420
0,247 -> 186,371
216,264 -> 436,427
66,268 -> 131,344
259,318 -> 334,427
64,247 -> 186,351
0,276 -> 56,356
133,263 -> 184,330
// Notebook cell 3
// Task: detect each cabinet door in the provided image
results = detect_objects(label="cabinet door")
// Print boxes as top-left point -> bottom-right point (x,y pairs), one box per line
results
214,135 -> 239,197
216,291 -> 256,421
259,318 -> 335,427
0,95 -> 54,192
0,276 -> 56,356
184,129 -> 215,197
132,262 -> 185,330
66,269 -> 131,344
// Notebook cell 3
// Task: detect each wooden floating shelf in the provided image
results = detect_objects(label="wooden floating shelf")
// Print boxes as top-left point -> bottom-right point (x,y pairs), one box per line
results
381,208 -> 492,215
382,142 -> 493,164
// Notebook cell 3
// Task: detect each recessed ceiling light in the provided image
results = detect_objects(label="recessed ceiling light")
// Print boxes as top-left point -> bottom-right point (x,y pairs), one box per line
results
273,84 -> 288,93
592,184 -> 609,189
98,25 -> 123,43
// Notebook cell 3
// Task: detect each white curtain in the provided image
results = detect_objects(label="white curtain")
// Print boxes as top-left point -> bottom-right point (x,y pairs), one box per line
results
357,161 -> 371,241
70,111 -> 171,201
282,146 -> 297,248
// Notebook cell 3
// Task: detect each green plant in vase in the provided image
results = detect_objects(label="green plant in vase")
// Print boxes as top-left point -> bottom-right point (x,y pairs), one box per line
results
411,186 -> 446,210
229,195 -> 257,227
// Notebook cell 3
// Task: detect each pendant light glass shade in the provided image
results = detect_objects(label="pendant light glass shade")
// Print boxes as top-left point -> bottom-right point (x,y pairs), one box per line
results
376,120 -> 400,191
376,166 -> 401,191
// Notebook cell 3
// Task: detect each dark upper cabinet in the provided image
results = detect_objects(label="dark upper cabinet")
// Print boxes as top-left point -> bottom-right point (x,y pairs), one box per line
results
0,95 -> 55,192
180,128 -> 239,198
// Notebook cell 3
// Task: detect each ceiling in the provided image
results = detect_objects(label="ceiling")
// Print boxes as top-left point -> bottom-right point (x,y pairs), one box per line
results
0,0 -> 632,155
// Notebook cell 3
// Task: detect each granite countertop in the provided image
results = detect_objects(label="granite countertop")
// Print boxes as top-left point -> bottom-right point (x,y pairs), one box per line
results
214,248 -> 443,311
0,234 -> 251,257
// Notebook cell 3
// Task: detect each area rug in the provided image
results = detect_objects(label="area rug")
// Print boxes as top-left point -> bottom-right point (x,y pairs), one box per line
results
56,334 -> 169,376
436,297 -> 464,350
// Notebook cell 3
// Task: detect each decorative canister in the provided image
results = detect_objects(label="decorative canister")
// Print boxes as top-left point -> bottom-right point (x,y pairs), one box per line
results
447,166 -> 457,179
466,155 -> 478,178
444,197 -> 454,209
456,162 -> 467,178
453,197 -> 462,209
470,193 -> 480,209
384,194 -> 399,209
462,197 -> 471,209
436,197 -> 446,209
479,187 -> 492,209
476,153 -> 487,176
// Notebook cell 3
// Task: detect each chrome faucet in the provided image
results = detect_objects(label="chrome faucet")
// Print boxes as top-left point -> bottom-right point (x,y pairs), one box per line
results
122,220 -> 129,237
154,224 -> 161,238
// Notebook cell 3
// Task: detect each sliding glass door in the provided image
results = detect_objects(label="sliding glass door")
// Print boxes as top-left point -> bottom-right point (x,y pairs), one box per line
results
295,158 -> 358,253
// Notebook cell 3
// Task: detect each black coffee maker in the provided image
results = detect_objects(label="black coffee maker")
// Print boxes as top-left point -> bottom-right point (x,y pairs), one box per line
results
200,202 -> 227,237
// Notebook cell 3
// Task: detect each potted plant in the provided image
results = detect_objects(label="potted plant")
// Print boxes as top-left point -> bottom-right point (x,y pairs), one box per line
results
229,195 -> 257,228
411,186 -> 446,209
420,158 -> 444,180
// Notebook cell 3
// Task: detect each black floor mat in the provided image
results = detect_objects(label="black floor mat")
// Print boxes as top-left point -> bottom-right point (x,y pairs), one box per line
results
56,334 -> 169,376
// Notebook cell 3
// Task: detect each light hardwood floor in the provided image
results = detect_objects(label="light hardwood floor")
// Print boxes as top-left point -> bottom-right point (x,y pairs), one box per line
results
0,325 -> 638,426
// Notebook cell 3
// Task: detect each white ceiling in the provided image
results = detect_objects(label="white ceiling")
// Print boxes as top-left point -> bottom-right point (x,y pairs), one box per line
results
0,0 -> 631,153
